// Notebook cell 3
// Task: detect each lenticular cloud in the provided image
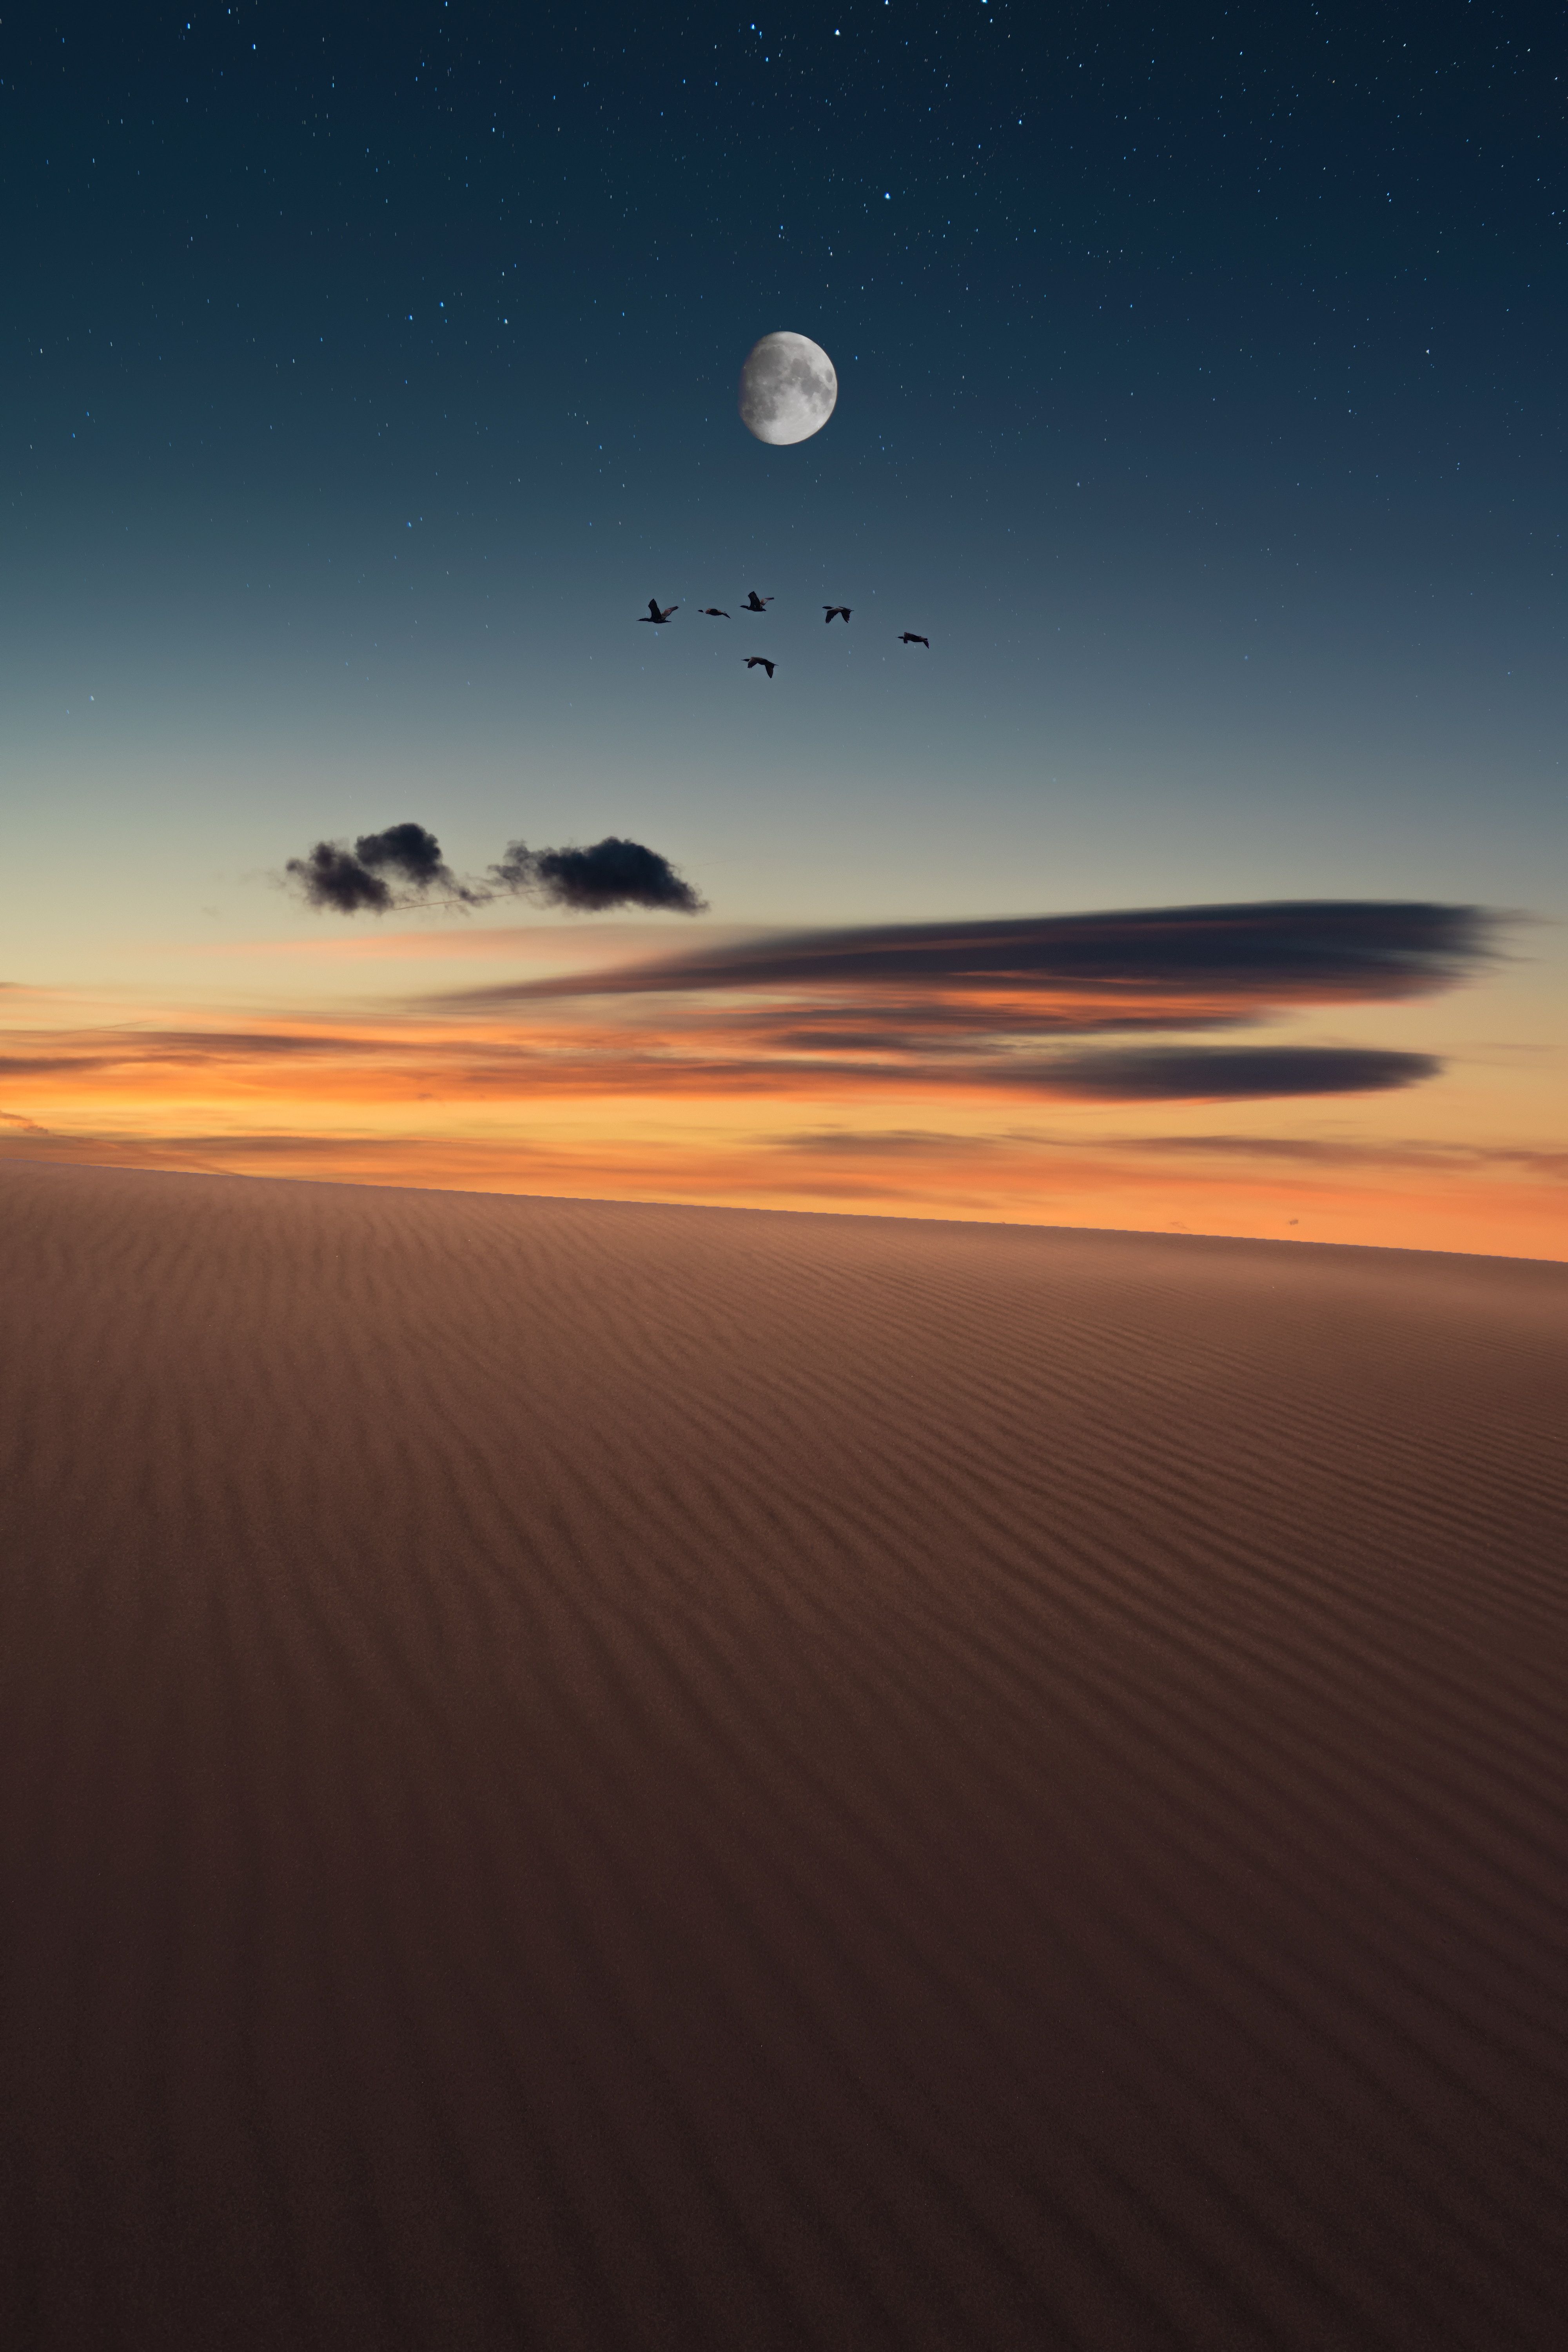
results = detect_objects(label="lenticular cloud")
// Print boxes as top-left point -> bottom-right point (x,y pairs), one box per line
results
441,898 -> 1500,1105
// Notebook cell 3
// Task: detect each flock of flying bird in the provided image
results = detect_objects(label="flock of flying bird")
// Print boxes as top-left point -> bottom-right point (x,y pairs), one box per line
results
638,591 -> 929,679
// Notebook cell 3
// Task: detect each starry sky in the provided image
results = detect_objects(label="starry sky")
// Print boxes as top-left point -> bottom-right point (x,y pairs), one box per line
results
2,0 -> 1563,1252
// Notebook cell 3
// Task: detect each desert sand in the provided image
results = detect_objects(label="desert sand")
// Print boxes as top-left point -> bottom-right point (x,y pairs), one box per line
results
0,1158 -> 1563,2350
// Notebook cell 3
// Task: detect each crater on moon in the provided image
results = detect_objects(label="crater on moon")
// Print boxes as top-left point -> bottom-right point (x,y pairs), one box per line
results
738,332 -> 838,446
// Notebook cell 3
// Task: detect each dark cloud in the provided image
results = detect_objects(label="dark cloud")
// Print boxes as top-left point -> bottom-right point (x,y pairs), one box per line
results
490,836 -> 706,914
287,824 -> 702,916
1024,1046 -> 1442,1101
284,823 -> 482,913
353,822 -> 474,898
286,822 -> 484,913
285,840 -> 396,914
484,900 -> 1494,1005
419,898 -> 1501,1107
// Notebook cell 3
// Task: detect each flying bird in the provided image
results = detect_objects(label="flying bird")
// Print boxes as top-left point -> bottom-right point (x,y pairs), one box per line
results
742,591 -> 773,612
639,598 -> 679,624
898,632 -> 930,648
744,657 -> 775,678
700,607 -> 731,618
823,605 -> 852,624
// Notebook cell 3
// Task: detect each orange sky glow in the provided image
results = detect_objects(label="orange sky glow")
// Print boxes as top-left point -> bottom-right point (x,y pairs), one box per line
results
2,911 -> 1561,1258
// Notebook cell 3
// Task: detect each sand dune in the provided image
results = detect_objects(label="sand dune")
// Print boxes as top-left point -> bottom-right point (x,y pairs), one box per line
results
0,1160 -> 1563,2349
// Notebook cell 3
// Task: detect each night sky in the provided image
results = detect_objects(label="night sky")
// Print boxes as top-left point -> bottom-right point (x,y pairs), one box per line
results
3,2 -> 1563,1251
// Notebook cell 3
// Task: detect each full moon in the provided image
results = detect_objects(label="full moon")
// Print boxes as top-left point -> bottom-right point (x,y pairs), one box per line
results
738,331 -> 838,446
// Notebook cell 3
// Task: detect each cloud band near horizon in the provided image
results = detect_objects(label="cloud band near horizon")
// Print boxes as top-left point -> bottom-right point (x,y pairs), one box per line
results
463,901 -> 1497,1008
0,903 -> 1504,1119
427,899 -> 1497,1102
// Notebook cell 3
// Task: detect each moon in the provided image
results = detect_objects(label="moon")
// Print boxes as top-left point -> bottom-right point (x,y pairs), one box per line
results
738,331 -> 838,446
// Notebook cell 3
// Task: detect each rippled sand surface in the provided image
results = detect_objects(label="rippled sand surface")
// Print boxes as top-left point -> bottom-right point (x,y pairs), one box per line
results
1,1161 -> 1564,2349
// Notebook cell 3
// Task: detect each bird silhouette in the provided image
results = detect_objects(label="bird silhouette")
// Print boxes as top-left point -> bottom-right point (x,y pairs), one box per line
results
823,605 -> 852,624
744,657 -> 775,678
743,591 -> 773,612
639,599 -> 678,623
700,607 -> 731,618
898,632 -> 930,648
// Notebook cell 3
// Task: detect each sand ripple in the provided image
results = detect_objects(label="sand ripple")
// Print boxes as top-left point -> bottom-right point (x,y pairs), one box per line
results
0,1163 -> 1563,2348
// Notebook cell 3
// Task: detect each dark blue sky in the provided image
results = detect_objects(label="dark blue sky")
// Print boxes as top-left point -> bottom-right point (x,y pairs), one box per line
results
3,1 -> 1562,939
13,2 -> 1559,505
